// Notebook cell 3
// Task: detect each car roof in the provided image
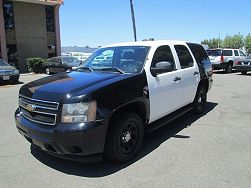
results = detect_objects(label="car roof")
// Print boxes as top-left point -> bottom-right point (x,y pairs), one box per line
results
48,56 -> 78,59
103,40 -> 191,48
207,48 -> 241,50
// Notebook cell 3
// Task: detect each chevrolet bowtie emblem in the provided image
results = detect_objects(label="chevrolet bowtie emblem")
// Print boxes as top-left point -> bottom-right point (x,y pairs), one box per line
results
26,104 -> 36,112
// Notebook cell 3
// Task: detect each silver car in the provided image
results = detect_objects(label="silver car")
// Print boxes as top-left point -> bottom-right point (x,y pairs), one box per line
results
0,59 -> 20,84
207,48 -> 246,73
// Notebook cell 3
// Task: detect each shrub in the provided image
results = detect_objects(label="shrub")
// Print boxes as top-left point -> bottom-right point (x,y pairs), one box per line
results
26,58 -> 47,73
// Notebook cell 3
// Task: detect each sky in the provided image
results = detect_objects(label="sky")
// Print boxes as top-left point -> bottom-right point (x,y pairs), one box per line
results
60,0 -> 251,47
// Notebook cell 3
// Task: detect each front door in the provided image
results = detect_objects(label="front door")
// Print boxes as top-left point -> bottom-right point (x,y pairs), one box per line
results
147,45 -> 182,123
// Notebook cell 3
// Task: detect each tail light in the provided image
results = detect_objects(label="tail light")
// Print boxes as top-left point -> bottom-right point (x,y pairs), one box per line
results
220,54 -> 224,63
236,61 -> 241,65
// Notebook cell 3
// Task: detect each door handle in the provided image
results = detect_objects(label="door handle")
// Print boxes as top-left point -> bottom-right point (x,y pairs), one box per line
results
173,77 -> 181,82
193,71 -> 199,76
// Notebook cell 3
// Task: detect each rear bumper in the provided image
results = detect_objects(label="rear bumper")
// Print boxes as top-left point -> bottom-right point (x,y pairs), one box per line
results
15,109 -> 109,162
212,63 -> 228,70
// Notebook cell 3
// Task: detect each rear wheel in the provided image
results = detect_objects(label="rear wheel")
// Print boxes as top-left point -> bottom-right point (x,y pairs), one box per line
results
225,62 -> 233,73
104,112 -> 144,162
241,71 -> 247,75
193,86 -> 207,114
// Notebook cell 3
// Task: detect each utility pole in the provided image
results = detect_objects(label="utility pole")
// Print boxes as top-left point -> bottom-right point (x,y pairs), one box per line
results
218,33 -> 221,48
129,0 -> 137,41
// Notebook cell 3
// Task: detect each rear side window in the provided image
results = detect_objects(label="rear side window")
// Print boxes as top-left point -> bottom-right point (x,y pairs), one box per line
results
222,50 -> 233,56
174,45 -> 194,69
151,45 -> 176,72
187,43 -> 209,65
234,50 -> 239,56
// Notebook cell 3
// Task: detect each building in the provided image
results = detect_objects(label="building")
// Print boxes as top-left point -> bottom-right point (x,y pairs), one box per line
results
0,0 -> 63,72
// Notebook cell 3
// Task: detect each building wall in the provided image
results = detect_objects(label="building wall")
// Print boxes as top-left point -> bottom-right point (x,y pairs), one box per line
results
13,1 -> 48,72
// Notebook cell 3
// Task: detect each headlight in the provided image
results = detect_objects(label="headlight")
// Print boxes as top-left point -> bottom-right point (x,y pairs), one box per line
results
12,69 -> 19,75
61,101 -> 97,123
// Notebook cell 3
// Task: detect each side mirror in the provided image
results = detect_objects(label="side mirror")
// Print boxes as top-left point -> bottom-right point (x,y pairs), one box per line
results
150,61 -> 173,77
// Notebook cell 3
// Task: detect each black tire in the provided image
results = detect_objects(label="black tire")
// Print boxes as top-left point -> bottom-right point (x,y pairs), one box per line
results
241,71 -> 247,75
193,86 -> 207,114
224,63 -> 233,73
12,78 -> 19,84
45,68 -> 50,75
104,112 -> 144,162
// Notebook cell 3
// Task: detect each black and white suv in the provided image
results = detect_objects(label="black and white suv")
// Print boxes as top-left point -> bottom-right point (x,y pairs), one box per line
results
15,41 -> 213,162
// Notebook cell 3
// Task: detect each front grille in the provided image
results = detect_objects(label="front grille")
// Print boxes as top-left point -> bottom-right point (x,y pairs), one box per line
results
19,95 -> 59,126
0,70 -> 12,76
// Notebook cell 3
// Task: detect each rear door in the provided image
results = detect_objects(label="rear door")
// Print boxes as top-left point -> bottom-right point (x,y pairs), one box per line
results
174,45 -> 200,105
147,45 -> 182,123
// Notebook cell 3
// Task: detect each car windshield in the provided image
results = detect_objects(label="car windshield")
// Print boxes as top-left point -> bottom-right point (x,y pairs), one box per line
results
79,46 -> 150,74
0,59 -> 9,66
207,50 -> 222,56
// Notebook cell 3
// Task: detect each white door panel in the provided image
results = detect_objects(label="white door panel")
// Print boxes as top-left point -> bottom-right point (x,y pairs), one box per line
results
180,67 -> 200,105
147,70 -> 182,123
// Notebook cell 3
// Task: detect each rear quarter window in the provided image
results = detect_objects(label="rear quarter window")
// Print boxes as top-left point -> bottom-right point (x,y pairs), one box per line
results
187,43 -> 209,65
222,50 -> 233,56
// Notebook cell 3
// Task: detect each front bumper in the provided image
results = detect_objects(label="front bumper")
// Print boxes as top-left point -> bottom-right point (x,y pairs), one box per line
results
235,65 -> 251,72
0,74 -> 19,83
15,109 -> 109,162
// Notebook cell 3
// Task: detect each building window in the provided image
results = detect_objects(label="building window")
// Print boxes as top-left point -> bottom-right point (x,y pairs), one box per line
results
45,6 -> 55,32
3,1 -> 15,30
7,44 -> 18,69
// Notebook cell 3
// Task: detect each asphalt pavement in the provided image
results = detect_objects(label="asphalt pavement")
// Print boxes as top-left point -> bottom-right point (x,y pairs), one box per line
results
0,72 -> 250,188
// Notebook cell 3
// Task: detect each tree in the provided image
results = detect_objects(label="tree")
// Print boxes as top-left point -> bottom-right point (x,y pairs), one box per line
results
201,38 -> 222,48
222,34 -> 244,49
129,0 -> 137,41
245,33 -> 251,55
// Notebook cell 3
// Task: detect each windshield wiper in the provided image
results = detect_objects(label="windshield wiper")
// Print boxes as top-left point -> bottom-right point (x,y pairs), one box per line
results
77,66 -> 93,72
97,67 -> 125,74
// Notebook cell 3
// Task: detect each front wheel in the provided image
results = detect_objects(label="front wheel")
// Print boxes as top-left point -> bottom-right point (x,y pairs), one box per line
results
241,71 -> 247,75
104,112 -> 144,162
193,86 -> 207,114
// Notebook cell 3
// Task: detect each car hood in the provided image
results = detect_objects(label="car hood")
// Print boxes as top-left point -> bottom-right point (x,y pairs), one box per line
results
0,66 -> 15,71
19,71 -> 132,102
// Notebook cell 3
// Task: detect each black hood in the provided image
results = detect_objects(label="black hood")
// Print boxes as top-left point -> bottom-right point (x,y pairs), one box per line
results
19,71 -> 132,102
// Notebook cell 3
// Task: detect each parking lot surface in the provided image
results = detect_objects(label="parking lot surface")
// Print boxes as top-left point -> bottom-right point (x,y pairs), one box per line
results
0,72 -> 251,188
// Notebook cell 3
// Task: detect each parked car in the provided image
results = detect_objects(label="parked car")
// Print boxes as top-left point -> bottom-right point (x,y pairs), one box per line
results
207,48 -> 246,73
45,56 -> 81,75
15,41 -> 213,162
235,56 -> 251,75
0,59 -> 19,84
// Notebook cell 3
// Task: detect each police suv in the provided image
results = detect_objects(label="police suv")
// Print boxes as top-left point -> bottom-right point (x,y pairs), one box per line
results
15,41 -> 213,162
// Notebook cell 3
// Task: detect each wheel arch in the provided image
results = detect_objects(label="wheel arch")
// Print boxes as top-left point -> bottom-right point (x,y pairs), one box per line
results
108,100 -> 149,128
